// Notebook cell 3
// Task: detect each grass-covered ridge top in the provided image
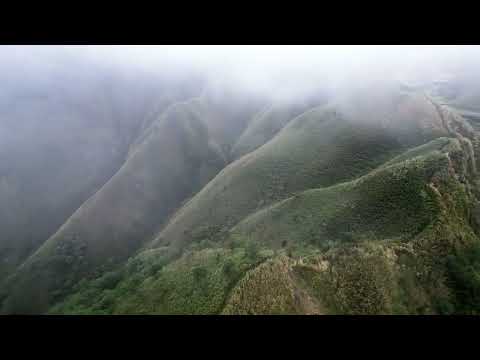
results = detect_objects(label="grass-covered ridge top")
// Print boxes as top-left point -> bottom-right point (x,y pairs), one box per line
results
230,138 -> 456,249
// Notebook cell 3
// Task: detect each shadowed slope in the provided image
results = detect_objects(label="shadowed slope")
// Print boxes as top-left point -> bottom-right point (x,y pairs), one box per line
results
1,100 -> 226,314
0,65 -> 200,281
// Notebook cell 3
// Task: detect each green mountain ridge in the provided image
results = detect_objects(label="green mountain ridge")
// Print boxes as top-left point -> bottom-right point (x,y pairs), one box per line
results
48,128 -> 480,314
3,73 -> 480,315
149,89 -> 447,254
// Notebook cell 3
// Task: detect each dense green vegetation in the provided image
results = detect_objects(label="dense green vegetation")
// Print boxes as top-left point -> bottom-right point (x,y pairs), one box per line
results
445,242 -> 480,314
50,245 -> 271,315
232,140 -> 452,249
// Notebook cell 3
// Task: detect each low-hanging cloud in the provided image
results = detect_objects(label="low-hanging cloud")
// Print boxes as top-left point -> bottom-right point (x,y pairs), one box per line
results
1,45 -> 480,105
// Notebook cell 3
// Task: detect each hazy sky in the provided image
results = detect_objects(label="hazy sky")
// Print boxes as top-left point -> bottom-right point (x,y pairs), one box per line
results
70,45 -> 478,71
76,45 -> 478,95
3,45 -> 478,71
1,45 -> 479,100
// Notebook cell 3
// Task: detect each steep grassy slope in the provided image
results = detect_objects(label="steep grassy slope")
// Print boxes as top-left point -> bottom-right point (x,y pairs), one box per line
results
0,59 -> 202,282
130,86 -> 266,163
0,79 -> 266,314
232,93 -> 328,158
0,100 -> 226,314
292,185 -> 478,314
191,86 -> 266,160
231,138 -> 456,249
227,125 -> 480,314
224,110 -> 480,314
149,89 -> 448,254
